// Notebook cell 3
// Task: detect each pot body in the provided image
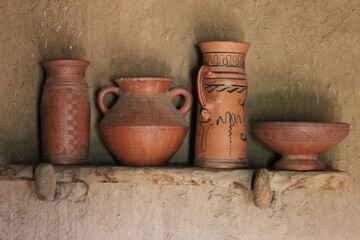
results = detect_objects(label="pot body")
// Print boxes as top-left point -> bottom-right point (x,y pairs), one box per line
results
41,60 -> 90,164
195,41 -> 250,168
98,78 -> 192,166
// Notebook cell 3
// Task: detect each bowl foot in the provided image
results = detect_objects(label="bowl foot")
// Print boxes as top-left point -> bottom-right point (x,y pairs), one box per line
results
274,157 -> 325,171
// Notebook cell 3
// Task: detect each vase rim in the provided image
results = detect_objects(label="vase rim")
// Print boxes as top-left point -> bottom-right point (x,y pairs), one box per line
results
115,77 -> 174,83
199,40 -> 250,46
199,41 -> 250,54
42,59 -> 90,66
251,121 -> 349,128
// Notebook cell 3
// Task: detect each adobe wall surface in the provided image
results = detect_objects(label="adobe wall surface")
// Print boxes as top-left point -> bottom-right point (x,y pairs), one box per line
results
0,0 -> 359,239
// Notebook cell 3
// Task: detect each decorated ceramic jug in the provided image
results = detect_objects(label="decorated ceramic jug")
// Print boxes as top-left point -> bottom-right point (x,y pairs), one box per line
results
97,77 -> 192,166
41,60 -> 90,164
194,41 -> 250,168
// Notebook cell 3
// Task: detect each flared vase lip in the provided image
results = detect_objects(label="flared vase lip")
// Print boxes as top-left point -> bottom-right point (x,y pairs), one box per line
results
42,59 -> 90,66
199,40 -> 250,46
114,77 -> 174,84
199,41 -> 250,53
251,121 -> 350,128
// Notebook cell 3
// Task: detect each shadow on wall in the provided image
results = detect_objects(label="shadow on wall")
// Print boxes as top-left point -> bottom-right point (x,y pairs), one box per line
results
109,55 -> 172,79
194,20 -> 245,43
2,135 -> 43,164
38,37 -> 86,61
248,75 -> 339,168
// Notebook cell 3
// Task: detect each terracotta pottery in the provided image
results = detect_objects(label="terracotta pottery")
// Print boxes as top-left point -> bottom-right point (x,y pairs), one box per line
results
251,122 -> 350,170
41,60 -> 90,164
194,41 -> 250,168
97,77 -> 192,166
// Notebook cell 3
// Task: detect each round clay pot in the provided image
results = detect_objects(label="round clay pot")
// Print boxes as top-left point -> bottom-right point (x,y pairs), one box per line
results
41,60 -> 90,164
97,77 -> 192,166
194,41 -> 250,168
251,122 -> 350,170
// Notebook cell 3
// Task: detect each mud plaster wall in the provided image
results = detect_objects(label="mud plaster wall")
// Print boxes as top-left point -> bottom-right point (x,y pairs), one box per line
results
0,0 -> 359,239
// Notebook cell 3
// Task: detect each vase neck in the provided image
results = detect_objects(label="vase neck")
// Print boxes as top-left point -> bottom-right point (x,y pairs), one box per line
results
115,78 -> 173,95
42,60 -> 89,86
199,41 -> 250,54
199,41 -> 249,69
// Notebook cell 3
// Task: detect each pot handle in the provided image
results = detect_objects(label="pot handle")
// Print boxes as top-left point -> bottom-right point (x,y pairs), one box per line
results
97,86 -> 121,114
197,65 -> 212,119
169,88 -> 193,116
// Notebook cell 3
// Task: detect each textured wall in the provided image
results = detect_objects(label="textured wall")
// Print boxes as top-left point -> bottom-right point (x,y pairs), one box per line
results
1,0 -> 359,239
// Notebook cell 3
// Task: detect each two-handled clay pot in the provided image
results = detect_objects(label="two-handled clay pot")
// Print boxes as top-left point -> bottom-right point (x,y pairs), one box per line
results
97,77 -> 192,166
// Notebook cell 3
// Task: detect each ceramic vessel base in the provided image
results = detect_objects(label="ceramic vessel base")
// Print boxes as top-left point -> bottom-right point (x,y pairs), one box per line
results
274,157 -> 325,171
194,164 -> 248,169
194,157 -> 249,169
45,158 -> 88,165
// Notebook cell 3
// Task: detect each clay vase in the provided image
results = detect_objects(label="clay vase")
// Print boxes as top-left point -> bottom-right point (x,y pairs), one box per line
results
41,60 -> 90,164
251,122 -> 350,170
194,41 -> 250,168
97,77 -> 192,166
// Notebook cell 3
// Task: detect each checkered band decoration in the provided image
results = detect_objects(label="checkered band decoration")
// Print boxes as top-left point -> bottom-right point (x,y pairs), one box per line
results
66,88 -> 79,155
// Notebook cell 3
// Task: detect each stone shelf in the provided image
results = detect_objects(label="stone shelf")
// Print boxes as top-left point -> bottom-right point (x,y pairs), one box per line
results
0,164 -> 350,207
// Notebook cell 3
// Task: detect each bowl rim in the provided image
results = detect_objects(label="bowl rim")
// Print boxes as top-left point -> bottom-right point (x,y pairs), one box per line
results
251,121 -> 349,128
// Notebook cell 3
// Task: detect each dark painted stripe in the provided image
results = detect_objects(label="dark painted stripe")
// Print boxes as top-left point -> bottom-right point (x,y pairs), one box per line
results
218,87 -> 231,92
208,64 -> 244,68
205,84 -> 247,87
264,139 -> 344,142
43,156 -> 87,159
205,77 -> 247,80
195,161 -> 248,166
210,71 -> 246,75
227,88 -> 239,93
237,88 -> 246,93
203,51 -> 245,54
196,161 -> 248,164
195,157 -> 248,161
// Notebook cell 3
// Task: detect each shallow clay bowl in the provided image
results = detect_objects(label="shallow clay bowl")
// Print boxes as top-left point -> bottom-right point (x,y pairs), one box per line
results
251,122 -> 350,171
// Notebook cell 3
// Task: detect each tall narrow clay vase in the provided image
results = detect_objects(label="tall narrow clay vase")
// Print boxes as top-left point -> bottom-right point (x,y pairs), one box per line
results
194,41 -> 250,168
41,60 -> 90,164
97,77 -> 192,166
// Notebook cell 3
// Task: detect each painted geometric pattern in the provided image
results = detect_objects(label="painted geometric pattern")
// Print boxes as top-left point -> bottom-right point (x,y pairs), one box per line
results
203,52 -> 246,68
205,83 -> 247,94
66,88 -> 79,154
252,127 -> 349,141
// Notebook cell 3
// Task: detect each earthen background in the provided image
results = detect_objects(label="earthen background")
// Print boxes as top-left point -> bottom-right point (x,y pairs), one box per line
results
0,0 -> 359,239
